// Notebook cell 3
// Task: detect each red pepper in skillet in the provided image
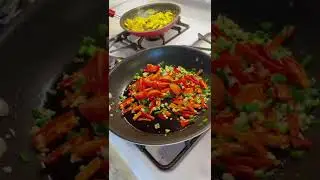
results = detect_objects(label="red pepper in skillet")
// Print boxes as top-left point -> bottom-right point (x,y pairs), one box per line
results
43,130 -> 90,164
144,64 -> 160,73
71,138 -> 108,159
235,43 -> 284,74
80,50 -> 108,95
147,89 -> 162,98
79,96 -> 108,122
227,165 -> 256,180
281,57 -> 310,88
267,26 -> 295,52
75,157 -> 103,180
119,97 -> 134,110
173,67 -> 180,73
220,156 -> 274,169
291,136 -> 312,149
158,75 -> 174,82
136,78 -> 146,91
137,112 -> 155,121
180,120 -> 190,127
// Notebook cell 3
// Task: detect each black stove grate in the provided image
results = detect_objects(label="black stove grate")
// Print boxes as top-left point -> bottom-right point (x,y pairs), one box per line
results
136,135 -> 203,171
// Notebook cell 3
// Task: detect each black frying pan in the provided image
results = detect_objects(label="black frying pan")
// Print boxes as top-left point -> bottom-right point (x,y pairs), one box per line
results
109,45 -> 211,145
212,0 -> 320,179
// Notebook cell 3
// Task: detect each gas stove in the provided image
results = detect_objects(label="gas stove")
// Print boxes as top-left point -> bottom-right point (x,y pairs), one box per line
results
109,1 -> 211,180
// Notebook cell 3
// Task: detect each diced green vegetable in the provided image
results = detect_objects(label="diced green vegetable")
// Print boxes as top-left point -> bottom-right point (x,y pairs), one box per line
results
276,122 -> 289,134
92,123 -> 108,137
301,55 -> 312,67
19,152 -> 31,163
271,73 -> 287,83
241,103 -> 260,112
290,150 -> 305,159
254,169 -> 266,178
119,95 -> 127,101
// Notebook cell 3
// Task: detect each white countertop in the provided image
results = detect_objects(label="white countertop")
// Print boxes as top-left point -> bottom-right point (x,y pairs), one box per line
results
109,1 -> 211,180
110,131 -> 211,180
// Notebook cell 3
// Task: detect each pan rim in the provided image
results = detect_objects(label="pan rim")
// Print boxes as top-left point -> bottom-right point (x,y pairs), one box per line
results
119,2 -> 181,34
109,45 -> 211,146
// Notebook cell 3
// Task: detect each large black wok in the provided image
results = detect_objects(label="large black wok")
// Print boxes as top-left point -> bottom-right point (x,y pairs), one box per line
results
109,45 -> 211,145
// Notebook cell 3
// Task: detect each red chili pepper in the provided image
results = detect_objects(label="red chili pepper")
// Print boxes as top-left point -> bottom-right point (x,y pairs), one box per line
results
291,137 -> 312,149
174,67 -> 180,73
198,79 -> 208,89
228,84 -> 240,97
44,134 -> 89,164
59,77 -> 74,88
160,88 -> 170,93
158,75 -> 174,82
287,114 -> 300,137
235,43 -> 284,73
137,79 -> 146,91
141,112 -> 155,120
186,104 -> 196,112
119,97 -> 135,109
227,165 -> 255,180
134,91 -> 147,100
180,120 -> 190,127
147,90 -> 162,98
158,114 -> 167,120
212,24 -> 230,41
185,75 -> 199,85
201,98 -> 208,109
156,81 -> 170,89
267,26 -> 295,52
144,64 -> 160,73
221,156 -> 273,169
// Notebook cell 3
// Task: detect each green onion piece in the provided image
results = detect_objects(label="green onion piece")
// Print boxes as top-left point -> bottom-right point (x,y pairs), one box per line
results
19,152 -> 31,163
35,118 -> 47,127
78,46 -> 87,55
87,45 -> 97,56
82,36 -> 96,45
241,103 -> 260,112
271,73 -> 287,83
290,150 -> 305,159
254,169 -> 266,178
92,124 -> 108,137
301,55 -> 312,67
276,122 -> 289,134
291,88 -> 305,102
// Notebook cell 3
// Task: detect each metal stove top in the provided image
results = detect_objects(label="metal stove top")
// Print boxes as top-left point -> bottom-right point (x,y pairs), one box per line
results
109,1 -> 211,180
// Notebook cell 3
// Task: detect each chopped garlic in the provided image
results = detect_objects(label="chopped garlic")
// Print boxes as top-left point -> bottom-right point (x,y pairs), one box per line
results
154,123 -> 160,129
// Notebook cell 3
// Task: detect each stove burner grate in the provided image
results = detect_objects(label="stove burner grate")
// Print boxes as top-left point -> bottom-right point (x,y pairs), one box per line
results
136,135 -> 202,171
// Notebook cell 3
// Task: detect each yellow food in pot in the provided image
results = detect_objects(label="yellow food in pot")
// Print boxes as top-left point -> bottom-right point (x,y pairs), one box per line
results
124,10 -> 175,32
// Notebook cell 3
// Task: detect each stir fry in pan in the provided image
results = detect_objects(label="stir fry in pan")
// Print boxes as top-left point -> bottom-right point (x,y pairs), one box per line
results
124,9 -> 175,32
119,64 -> 210,134
212,16 -> 320,180
31,45 -> 109,180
